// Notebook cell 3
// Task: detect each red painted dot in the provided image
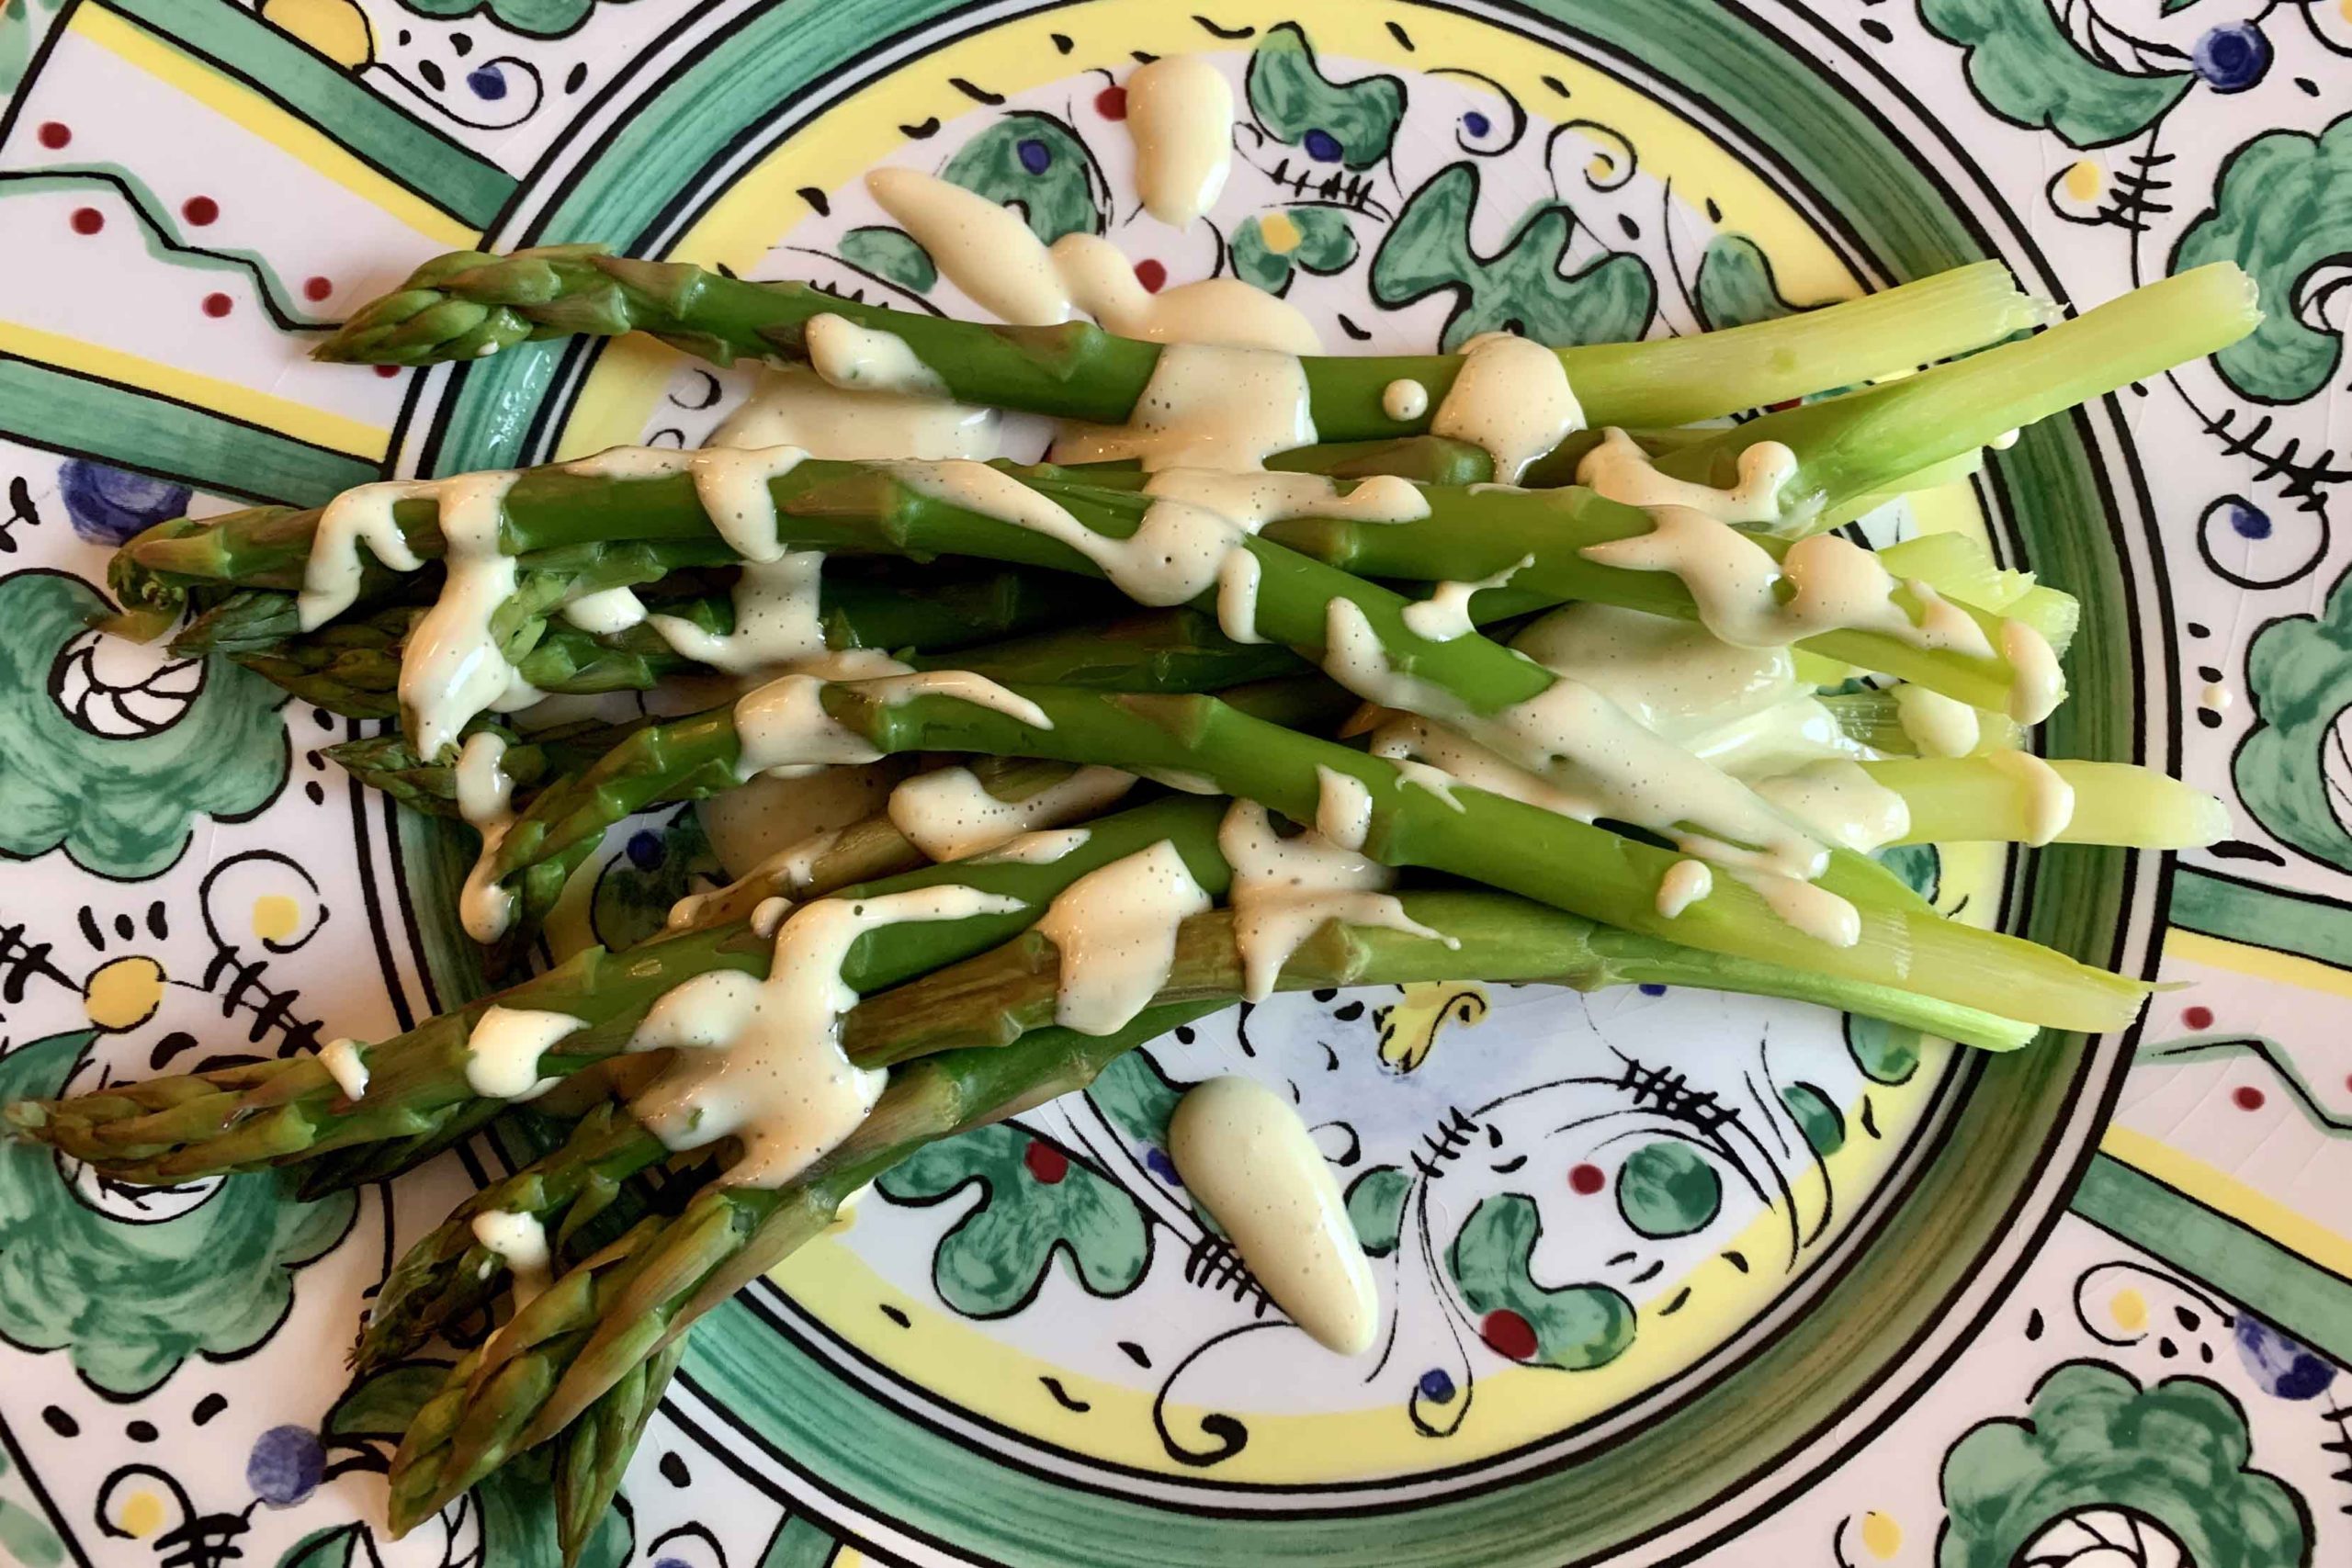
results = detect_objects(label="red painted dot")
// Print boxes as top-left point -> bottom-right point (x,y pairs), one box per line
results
373,364 -> 402,378
1766,397 -> 1801,413
2233,1086 -> 2266,1111
201,292 -> 233,318
182,195 -> 220,226
1132,257 -> 1168,293
2182,1005 -> 2214,1031
1480,1308 -> 1538,1360
69,207 -> 103,235
303,276 -> 334,302
1568,1163 -> 1605,1195
1094,85 -> 1128,119
36,121 -> 70,150
1022,1141 -> 1069,1184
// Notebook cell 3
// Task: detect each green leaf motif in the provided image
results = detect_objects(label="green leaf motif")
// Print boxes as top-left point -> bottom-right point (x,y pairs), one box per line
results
2234,565 -> 2352,872
838,225 -> 938,295
1243,21 -> 1404,169
1344,1164 -> 1411,1258
0,570 -> 288,878
1845,1013 -> 1922,1086
1939,1361 -> 2309,1568
1781,1080 -> 1847,1156
1692,233 -> 1820,332
1613,1143 -> 1722,1239
1446,1194 -> 1635,1371
1230,208 -> 1358,294
940,112 -> 1104,245
0,1032 -> 356,1396
591,806 -> 724,951
324,1360 -> 454,1439
876,1122 -> 1148,1317
0,1445 -> 65,1568
473,1447 -> 632,1568
276,1525 -> 366,1568
2174,113 -> 2352,405
1086,1048 -> 1182,1147
1920,0 -> 2190,148
395,0 -> 624,41
1370,163 -> 1656,352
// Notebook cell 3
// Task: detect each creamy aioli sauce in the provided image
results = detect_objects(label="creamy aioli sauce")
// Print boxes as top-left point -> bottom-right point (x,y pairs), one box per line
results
1381,378 -> 1430,422
298,479 -> 435,629
1034,840 -> 1211,1034
885,764 -> 1134,863
711,365 -> 1000,457
650,553 -> 828,673
317,1037 -> 369,1100
1656,860 -> 1713,919
1988,748 -> 2076,846
2199,682 -> 2233,713
865,670 -> 1055,729
1894,683 -> 1981,758
628,885 -> 1024,1186
464,1005 -> 587,1100
470,1210 -> 552,1309
1125,55 -> 1233,227
1050,343 -> 1317,470
1727,868 -> 1861,947
865,166 -> 1075,326
560,585 -> 649,634
1400,555 -> 1531,643
2002,619 -> 2066,725
1219,800 -> 1449,1001
1051,233 -> 1322,353
1753,759 -> 1913,852
1576,427 -> 1795,523
734,673 -> 888,779
456,730 -> 520,944
1168,1075 -> 1379,1355
804,315 -> 951,397
970,825 -> 1092,865
1312,765 -> 1376,852
1430,333 -> 1585,482
400,472 -> 538,757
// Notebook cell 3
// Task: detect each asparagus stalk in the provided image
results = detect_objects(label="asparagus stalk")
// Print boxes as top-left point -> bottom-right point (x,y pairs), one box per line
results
491,679 -> 2150,1031
554,1334 -> 686,1568
315,246 -> 2044,443
1869,757 -> 2230,848
1,796 -> 1237,1181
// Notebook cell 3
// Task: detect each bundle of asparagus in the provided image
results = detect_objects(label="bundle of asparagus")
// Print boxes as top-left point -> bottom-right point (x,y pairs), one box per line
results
2,224 -> 2259,1565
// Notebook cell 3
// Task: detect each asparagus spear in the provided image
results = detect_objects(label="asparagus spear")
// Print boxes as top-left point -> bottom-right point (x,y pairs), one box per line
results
314,246 -> 2045,443
384,872 -> 2047,1532
553,1334 -> 686,1568
489,678 -> 2151,1031
1,796 -> 1237,1181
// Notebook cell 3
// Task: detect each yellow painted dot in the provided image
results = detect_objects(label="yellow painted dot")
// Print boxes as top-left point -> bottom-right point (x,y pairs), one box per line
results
1587,153 -> 1614,183
261,0 -> 374,67
1256,211 -> 1302,256
119,1490 -> 165,1539
2109,1286 -> 2147,1332
1860,1510 -> 1904,1560
251,894 -> 302,943
2064,159 -> 2103,203
84,955 -> 164,1031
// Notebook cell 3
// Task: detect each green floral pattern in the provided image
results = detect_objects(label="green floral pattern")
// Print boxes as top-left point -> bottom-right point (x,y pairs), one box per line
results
0,570 -> 288,879
1445,1194 -> 1635,1371
1242,22 -> 1403,169
1921,0 -> 2190,147
2233,567 -> 2352,872
0,1032 -> 355,1396
940,114 -> 1105,245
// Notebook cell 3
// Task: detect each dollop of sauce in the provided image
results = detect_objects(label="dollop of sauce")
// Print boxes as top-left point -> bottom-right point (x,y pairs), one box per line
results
1033,840 -> 1211,1034
464,1005 -> 588,1101
628,884 -> 1024,1186
399,472 -> 539,757
1753,759 -> 1913,852
456,730 -> 520,944
1987,749 -> 2076,846
710,364 -> 1000,458
1894,683 -> 1981,758
1430,333 -> 1585,482
316,1037 -> 369,1100
1050,343 -> 1316,470
1168,1075 -> 1379,1355
1219,800 -> 1450,1001
1399,554 -> 1531,643
1576,426 -> 1794,523
887,764 -> 1134,863
1656,859 -> 1713,919
1381,378 -> 1430,422
1125,55 -> 1234,228
470,1210 -> 552,1309
865,166 -> 1075,325
805,315 -> 952,397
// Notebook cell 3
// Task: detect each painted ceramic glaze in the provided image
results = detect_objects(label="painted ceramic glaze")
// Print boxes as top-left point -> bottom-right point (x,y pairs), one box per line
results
0,2 -> 2344,1565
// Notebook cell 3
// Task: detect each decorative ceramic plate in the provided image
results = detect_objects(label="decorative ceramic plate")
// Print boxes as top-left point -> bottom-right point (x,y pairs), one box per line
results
1,2 -> 2347,1564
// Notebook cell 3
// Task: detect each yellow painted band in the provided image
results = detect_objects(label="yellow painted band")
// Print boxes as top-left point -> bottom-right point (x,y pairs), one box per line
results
2099,1122 -> 2352,1281
2166,928 -> 2352,1003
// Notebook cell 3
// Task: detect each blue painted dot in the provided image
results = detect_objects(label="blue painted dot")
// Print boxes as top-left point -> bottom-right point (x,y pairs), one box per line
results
1461,110 -> 1491,139
1302,128 -> 1342,163
467,63 -> 508,100
1016,138 -> 1052,174
2192,23 -> 2269,92
653,1559 -> 693,1568
2235,1314 -> 2335,1400
626,829 -> 666,870
58,459 -> 190,546
246,1425 -> 324,1506
1144,1146 -> 1181,1184
2229,502 -> 2272,540
1638,984 -> 1668,997
1417,1368 -> 1456,1403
